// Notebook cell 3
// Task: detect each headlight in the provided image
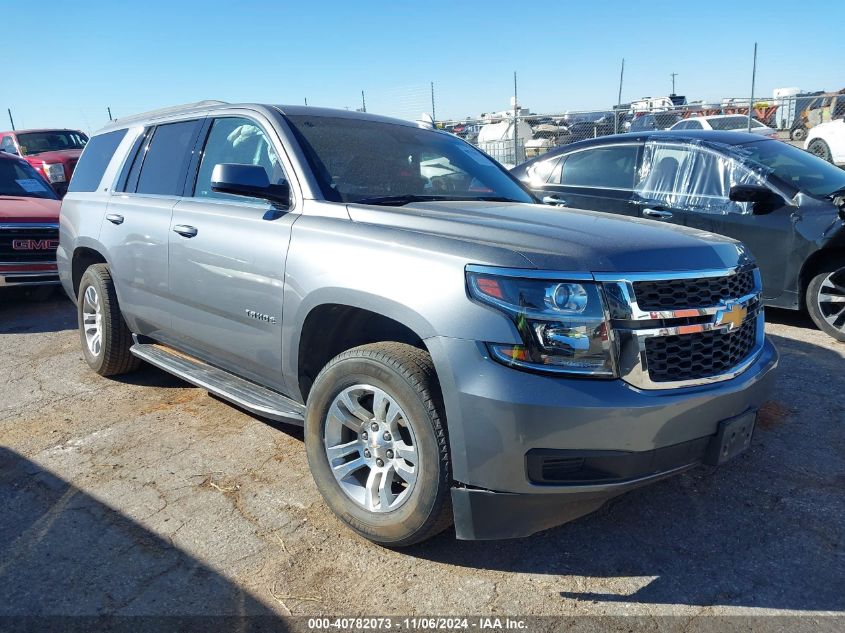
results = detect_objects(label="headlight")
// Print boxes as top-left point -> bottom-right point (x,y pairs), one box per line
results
467,269 -> 616,376
42,163 -> 66,183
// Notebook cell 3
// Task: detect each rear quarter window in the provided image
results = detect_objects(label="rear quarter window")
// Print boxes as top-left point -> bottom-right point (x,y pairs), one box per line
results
67,129 -> 128,193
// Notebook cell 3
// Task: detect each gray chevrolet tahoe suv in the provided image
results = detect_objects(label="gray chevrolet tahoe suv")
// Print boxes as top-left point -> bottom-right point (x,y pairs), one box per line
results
58,101 -> 778,546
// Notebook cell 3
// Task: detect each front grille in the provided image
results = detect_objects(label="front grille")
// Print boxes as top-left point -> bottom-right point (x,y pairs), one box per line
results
644,317 -> 757,383
0,225 -> 59,263
633,269 -> 755,311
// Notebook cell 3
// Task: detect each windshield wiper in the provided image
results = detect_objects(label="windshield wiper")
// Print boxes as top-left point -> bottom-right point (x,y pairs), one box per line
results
352,194 -> 523,206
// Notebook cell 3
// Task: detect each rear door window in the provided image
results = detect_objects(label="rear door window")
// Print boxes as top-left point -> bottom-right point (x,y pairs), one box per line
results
67,129 -> 128,193
554,145 -> 639,189
134,120 -> 202,196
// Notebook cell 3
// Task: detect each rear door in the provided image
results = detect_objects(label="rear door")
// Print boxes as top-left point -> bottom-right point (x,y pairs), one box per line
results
633,141 -> 793,298
167,115 -> 297,390
533,143 -> 642,216
102,118 -> 203,337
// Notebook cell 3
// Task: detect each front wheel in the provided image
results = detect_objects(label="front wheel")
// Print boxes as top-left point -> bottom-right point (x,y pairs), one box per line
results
305,342 -> 452,546
806,262 -> 845,342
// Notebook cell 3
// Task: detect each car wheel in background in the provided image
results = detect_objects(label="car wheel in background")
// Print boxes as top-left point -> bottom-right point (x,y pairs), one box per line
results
791,127 -> 808,141
77,264 -> 141,376
807,139 -> 833,163
305,342 -> 452,546
806,261 -> 845,342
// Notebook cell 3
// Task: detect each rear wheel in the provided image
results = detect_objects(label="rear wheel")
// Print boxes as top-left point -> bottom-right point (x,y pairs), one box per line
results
807,139 -> 833,163
305,342 -> 452,546
806,261 -> 845,342
791,127 -> 808,142
77,264 -> 141,376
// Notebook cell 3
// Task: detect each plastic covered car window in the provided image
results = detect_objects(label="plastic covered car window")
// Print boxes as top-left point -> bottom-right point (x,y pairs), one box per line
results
635,141 -> 763,215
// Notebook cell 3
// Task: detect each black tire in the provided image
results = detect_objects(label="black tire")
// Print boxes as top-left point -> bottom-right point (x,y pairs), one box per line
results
791,127 -> 807,142
807,139 -> 833,163
806,260 -> 845,343
305,342 -> 452,546
77,264 -> 141,376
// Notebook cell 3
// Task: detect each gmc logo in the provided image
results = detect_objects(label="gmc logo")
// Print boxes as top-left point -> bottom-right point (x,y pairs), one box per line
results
11,239 -> 59,251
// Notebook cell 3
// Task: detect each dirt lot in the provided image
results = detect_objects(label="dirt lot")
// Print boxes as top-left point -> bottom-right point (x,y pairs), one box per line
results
1,289 -> 843,624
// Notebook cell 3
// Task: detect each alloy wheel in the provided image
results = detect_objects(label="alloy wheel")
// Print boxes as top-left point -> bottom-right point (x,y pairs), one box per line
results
816,267 -> 845,333
82,285 -> 103,357
324,384 -> 419,513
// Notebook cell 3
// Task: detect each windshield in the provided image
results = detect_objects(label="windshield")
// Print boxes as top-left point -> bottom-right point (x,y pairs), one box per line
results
735,139 -> 845,196
708,116 -> 764,130
284,115 -> 533,204
17,130 -> 88,155
0,158 -> 59,199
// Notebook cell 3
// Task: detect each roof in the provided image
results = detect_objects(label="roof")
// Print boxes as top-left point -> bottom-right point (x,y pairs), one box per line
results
0,128 -> 86,135
94,101 -> 421,136
515,130 -> 776,170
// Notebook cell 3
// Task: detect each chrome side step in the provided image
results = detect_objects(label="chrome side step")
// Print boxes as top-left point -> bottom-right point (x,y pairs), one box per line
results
130,341 -> 305,425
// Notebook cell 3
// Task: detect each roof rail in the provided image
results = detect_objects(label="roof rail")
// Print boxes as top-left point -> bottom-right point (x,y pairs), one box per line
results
112,100 -> 228,124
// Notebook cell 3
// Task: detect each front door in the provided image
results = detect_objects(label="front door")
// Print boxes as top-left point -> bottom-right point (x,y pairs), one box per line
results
167,116 -> 296,390
632,141 -> 793,299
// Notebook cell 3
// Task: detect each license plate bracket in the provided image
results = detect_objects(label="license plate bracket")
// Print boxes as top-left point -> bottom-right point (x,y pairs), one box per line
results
705,410 -> 757,465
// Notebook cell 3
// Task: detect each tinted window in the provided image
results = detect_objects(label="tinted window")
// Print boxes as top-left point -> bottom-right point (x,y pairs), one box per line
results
285,115 -> 532,204
686,120 -> 703,129
555,145 -> 638,189
0,158 -> 58,199
525,156 -> 561,185
193,117 -> 287,202
67,129 -> 127,193
135,120 -> 201,195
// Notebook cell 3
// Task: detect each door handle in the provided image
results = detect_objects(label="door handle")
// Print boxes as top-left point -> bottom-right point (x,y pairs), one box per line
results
105,213 -> 124,225
172,224 -> 198,238
542,195 -> 567,206
642,208 -> 674,219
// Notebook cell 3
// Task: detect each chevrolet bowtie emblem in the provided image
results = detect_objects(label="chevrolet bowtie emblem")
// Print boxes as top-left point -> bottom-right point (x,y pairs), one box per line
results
716,302 -> 748,330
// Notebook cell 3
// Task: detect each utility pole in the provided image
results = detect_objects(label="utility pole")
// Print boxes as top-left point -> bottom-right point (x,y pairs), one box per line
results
670,72 -> 678,95
7,109 -> 15,131
107,107 -> 113,121
361,90 -> 366,113
748,43 -> 758,133
304,97 -> 308,106
430,81 -> 436,122
616,58 -> 625,134
513,71 -> 519,166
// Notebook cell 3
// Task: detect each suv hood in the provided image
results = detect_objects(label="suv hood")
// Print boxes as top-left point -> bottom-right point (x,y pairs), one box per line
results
348,201 -> 749,272
0,196 -> 61,222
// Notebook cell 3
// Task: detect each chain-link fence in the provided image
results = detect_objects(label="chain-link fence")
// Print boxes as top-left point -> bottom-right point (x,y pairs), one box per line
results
435,91 -> 845,167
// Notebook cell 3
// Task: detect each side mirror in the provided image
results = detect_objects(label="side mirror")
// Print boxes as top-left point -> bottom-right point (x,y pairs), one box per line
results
729,184 -> 783,215
211,163 -> 290,206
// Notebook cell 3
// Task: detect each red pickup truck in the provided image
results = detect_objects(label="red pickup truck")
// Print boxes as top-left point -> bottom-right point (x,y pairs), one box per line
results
0,128 -> 88,197
0,151 -> 61,291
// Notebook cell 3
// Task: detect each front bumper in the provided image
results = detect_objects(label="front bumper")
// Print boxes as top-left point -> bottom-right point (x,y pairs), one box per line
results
0,263 -> 59,288
425,335 -> 779,540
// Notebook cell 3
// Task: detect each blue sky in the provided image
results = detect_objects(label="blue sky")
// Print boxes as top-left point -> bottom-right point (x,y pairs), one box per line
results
4,0 -> 844,132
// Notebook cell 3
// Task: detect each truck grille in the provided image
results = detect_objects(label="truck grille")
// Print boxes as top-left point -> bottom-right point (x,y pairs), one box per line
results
633,269 -> 756,311
644,317 -> 758,383
0,224 -> 59,263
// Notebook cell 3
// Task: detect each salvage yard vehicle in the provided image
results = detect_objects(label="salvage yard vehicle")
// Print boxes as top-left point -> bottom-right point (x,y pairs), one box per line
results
0,151 -> 61,290
805,118 -> 845,166
512,130 -> 845,341
0,128 -> 89,197
669,115 -> 778,138
59,102 -> 777,546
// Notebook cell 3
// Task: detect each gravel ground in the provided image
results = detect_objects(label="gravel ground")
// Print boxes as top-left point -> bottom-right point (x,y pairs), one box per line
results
1,288 -> 843,625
